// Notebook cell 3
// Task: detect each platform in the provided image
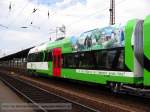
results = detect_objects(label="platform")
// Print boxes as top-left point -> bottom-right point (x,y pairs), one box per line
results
0,80 -> 33,112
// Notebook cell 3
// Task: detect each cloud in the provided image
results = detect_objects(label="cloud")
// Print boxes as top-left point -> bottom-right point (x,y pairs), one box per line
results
0,29 -> 47,51
55,0 -> 86,9
115,0 -> 150,23
0,0 -> 150,56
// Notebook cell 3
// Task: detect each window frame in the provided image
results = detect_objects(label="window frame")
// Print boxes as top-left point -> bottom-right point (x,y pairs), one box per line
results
62,47 -> 128,71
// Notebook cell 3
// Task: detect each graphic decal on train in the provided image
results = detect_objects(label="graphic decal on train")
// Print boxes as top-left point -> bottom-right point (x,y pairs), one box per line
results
76,69 -> 134,77
24,15 -> 150,86
70,26 -> 125,51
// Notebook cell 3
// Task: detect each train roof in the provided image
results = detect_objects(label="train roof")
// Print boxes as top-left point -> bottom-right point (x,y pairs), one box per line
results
28,37 -> 72,54
46,37 -> 72,53
29,42 -> 49,54
28,24 -> 125,55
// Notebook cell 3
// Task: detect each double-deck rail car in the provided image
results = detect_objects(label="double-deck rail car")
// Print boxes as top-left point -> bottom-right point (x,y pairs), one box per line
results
27,15 -> 150,91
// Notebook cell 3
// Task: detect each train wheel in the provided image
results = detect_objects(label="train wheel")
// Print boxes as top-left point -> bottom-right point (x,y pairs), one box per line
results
109,82 -> 122,93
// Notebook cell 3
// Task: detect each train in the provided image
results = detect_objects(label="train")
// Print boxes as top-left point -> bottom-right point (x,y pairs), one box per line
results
27,15 -> 150,92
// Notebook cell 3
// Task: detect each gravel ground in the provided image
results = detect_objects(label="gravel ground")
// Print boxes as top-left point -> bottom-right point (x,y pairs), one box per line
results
0,68 -> 150,112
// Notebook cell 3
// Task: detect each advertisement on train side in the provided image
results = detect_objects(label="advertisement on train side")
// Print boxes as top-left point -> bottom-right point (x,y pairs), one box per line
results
70,26 -> 125,51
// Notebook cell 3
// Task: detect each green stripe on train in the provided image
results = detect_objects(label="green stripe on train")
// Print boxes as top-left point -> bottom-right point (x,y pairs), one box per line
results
61,69 -> 142,84
144,15 -> 150,86
125,19 -> 137,72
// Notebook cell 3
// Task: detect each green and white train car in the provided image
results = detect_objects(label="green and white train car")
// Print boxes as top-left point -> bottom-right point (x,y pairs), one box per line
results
27,15 -> 150,90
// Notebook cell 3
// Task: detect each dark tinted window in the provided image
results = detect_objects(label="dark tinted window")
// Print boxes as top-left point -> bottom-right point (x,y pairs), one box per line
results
44,51 -> 52,61
36,52 -> 44,62
27,54 -> 31,62
62,47 -> 126,71
27,53 -> 35,62
107,50 -> 117,69
95,51 -> 108,69
116,50 -> 124,69
27,52 -> 44,62
78,52 -> 95,69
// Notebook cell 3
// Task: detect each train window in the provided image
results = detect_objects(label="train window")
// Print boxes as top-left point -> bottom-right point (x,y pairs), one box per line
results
79,52 -> 95,69
94,48 -> 125,71
35,52 -> 41,62
44,51 -> 52,61
63,53 -> 78,68
27,54 -> 31,62
95,51 -> 108,69
28,52 -> 44,62
107,50 -> 117,69
42,52 -> 44,61
62,52 -> 95,69
31,53 -> 35,62
62,55 -> 67,67
29,54 -> 32,62
44,52 -> 47,61
108,49 -> 124,70
62,47 -> 125,71
35,53 -> 39,62
116,50 -> 124,70
28,53 -> 35,62
41,52 -> 44,61
67,54 -> 75,68
36,52 -> 40,62
74,54 -> 80,67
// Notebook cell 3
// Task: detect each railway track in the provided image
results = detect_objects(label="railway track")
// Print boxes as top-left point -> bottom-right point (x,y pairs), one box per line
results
0,73 -> 99,112
0,69 -> 150,112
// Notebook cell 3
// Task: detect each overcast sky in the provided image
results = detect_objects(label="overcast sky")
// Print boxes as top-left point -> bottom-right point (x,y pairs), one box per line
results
0,0 -> 150,57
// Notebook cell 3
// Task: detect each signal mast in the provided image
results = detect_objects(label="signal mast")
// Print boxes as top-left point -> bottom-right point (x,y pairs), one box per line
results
109,0 -> 115,25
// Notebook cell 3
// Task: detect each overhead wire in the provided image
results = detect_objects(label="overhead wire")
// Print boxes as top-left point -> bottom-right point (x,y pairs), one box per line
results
0,0 -> 32,39
1,0 -> 127,32
28,0 -> 41,30
7,0 -> 31,28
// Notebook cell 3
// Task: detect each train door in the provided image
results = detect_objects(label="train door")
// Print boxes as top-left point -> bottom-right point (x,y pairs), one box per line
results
52,48 -> 62,77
